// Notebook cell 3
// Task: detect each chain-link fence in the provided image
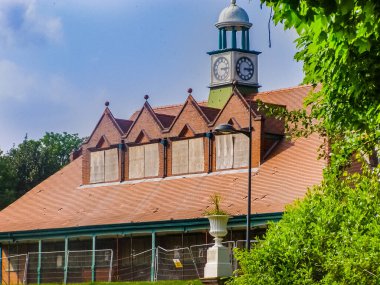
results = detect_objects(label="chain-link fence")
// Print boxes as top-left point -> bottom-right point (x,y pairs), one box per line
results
1,241 -> 249,284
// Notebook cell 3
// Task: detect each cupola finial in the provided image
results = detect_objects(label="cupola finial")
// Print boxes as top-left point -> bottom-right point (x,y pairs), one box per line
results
231,0 -> 236,5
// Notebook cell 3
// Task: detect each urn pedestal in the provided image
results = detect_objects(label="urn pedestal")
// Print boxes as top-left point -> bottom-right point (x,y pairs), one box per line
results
204,215 -> 233,278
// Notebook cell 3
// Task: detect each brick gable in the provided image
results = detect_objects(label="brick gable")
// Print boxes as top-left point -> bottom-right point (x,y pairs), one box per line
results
82,108 -> 124,185
165,95 -> 213,137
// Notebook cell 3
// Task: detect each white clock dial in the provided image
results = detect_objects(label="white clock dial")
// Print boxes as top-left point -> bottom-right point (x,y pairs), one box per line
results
213,56 -> 229,81
236,56 -> 254,81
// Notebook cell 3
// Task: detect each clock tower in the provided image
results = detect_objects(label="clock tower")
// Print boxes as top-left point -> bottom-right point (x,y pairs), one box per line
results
208,0 -> 261,108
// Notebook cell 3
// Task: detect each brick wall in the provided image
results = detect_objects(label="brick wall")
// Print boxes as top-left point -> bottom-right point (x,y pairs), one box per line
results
81,93 -> 284,185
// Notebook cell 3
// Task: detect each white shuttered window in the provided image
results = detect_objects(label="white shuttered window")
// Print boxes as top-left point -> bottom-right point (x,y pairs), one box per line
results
172,138 -> 204,175
128,143 -> 159,179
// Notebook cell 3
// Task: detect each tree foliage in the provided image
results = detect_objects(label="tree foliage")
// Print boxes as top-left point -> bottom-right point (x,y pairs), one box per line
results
267,0 -> 379,168
232,166 -> 380,284
231,0 -> 380,283
0,132 -> 83,209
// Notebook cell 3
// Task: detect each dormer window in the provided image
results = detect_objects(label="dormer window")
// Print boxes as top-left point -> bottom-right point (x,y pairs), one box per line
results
128,143 -> 159,179
215,134 -> 249,170
172,138 -> 204,175
90,148 -> 119,183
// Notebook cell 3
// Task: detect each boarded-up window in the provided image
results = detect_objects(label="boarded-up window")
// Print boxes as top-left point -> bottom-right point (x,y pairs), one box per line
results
189,138 -> 204,173
90,151 -> 105,183
172,140 -> 189,175
129,143 -> 159,179
172,138 -> 204,175
216,134 -> 249,170
104,148 -> 119,181
233,133 -> 249,168
144,143 -> 159,177
216,135 -> 233,170
90,148 -> 119,183
129,145 -> 145,179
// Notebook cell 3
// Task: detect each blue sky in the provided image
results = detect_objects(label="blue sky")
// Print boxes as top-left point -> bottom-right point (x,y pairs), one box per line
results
0,0 -> 303,151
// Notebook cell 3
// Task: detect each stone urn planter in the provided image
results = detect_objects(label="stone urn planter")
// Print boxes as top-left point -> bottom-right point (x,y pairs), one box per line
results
203,194 -> 233,278
207,215 -> 229,247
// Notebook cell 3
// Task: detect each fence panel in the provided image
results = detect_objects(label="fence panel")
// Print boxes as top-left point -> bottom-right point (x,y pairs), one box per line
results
1,254 -> 27,285
113,249 -> 152,282
66,249 -> 112,283
1,240 -> 255,284
155,246 -> 199,281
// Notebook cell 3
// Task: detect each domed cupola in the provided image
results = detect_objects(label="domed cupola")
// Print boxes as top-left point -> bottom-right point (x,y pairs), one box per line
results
215,0 -> 252,50
207,0 -> 261,109
216,0 -> 252,30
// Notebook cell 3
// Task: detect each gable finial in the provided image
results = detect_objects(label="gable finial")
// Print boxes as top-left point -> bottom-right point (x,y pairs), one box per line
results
187,88 -> 193,95
144,94 -> 149,101
105,101 -> 110,107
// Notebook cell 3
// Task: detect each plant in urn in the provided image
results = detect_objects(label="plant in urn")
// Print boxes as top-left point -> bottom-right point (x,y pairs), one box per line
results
203,194 -> 232,278
204,194 -> 230,247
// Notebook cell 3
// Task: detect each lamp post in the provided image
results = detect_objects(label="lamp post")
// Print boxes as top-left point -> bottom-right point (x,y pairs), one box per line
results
214,102 -> 253,251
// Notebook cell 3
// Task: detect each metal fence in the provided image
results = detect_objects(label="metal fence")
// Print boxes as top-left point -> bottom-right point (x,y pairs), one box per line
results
114,249 -> 153,282
1,241 -> 254,284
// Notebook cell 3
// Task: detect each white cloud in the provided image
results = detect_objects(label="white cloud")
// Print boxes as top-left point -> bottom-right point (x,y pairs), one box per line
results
0,59 -> 36,101
0,0 -> 63,47
0,59 -> 73,102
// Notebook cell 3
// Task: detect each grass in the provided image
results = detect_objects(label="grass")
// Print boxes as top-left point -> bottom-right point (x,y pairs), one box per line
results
95,281 -> 202,285
38,281 -> 203,285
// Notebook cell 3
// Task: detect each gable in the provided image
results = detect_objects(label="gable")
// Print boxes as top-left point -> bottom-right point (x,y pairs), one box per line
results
166,98 -> 210,137
178,124 -> 196,138
86,111 -> 123,148
212,93 -> 253,130
135,130 -> 152,144
125,106 -> 163,143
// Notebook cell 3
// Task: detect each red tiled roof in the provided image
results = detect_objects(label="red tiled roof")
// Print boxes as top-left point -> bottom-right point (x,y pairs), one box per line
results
0,133 -> 324,233
115,118 -> 133,133
199,106 -> 221,122
252,85 -> 317,111
155,113 -> 176,128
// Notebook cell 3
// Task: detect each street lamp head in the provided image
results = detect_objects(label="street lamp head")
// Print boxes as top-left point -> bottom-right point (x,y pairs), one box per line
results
214,123 -> 237,135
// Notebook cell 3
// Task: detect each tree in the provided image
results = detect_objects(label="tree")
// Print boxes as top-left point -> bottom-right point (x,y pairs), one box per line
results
0,150 -> 17,209
232,166 -> 380,284
40,132 -> 83,171
230,0 -> 380,283
0,132 -> 83,209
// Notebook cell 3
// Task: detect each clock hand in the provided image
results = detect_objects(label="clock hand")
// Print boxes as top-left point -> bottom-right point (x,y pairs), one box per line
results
244,67 -> 253,71
221,67 -> 228,71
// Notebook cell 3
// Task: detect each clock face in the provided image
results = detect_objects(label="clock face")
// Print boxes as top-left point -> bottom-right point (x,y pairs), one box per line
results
213,56 -> 229,81
236,57 -> 254,81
